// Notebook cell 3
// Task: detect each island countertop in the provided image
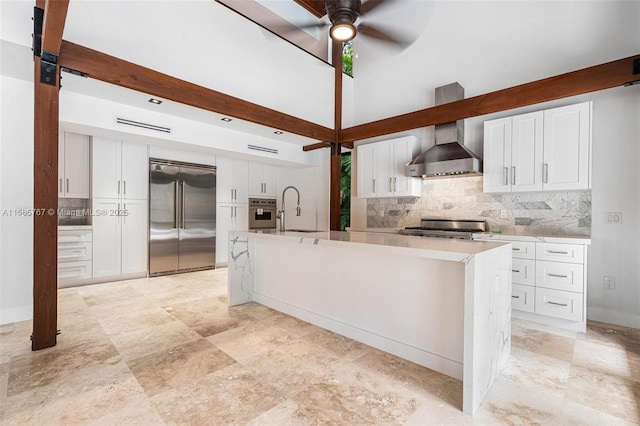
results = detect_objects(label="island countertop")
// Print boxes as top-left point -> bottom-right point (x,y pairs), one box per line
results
241,230 -> 509,262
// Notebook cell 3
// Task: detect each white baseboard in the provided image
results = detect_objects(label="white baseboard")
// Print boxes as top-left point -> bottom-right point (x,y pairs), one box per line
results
587,307 -> 640,329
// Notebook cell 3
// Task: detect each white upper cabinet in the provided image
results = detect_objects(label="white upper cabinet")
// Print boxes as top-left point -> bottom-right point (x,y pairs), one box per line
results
484,112 -> 543,193
356,136 -> 421,198
542,102 -> 591,191
216,157 -> 249,203
58,132 -> 90,199
356,143 -> 377,198
92,137 -> 148,200
483,102 -> 591,193
249,162 -> 276,197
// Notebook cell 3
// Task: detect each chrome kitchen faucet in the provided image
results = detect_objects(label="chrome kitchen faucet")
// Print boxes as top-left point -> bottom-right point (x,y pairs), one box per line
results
277,185 -> 301,232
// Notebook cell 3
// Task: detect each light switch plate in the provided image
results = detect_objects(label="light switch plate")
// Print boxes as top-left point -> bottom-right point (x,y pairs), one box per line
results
605,212 -> 622,224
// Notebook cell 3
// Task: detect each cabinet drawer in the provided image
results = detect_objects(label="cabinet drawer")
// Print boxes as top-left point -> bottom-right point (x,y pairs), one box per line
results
512,284 -> 534,312
512,258 -> 535,286
58,229 -> 93,243
536,243 -> 584,264
535,261 -> 584,293
58,260 -> 92,283
535,287 -> 583,321
58,241 -> 92,262
511,241 -> 536,259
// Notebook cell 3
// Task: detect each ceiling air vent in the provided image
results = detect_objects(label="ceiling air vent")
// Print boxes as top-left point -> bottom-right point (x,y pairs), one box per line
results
115,117 -> 172,134
248,144 -> 278,155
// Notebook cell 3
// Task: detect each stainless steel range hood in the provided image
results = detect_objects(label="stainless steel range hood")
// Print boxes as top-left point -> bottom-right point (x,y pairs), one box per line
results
405,83 -> 482,178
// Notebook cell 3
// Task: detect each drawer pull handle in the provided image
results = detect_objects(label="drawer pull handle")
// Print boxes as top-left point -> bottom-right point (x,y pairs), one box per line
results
547,273 -> 568,278
512,269 -> 520,273
512,248 -> 521,251
512,295 -> 520,299
548,250 -> 569,255
547,301 -> 568,307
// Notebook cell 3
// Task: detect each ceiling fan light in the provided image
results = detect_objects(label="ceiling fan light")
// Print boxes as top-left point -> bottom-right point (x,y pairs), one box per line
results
331,22 -> 356,41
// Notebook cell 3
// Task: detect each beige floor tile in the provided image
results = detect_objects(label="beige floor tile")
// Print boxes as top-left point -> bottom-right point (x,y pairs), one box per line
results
572,338 -> 640,380
213,325 -> 296,363
565,364 -> 640,424
126,338 -> 236,397
96,306 -> 175,336
511,326 -> 576,363
149,362 -> 284,425
581,321 -> 640,354
164,297 -> 254,337
473,373 -> 564,425
7,335 -> 121,396
501,346 -> 571,398
300,327 -> 371,361
561,400 -> 640,426
107,320 -> 202,361
5,363 -> 161,425
0,321 -> 32,362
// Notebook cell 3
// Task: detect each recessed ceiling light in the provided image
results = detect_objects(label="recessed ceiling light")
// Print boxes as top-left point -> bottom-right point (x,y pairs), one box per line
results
274,131 -> 284,135
221,117 -> 233,122
148,98 -> 163,105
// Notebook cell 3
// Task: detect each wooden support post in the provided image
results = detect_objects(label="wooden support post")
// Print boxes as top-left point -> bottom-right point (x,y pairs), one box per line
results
31,0 -> 69,350
32,54 -> 59,350
330,39 -> 343,231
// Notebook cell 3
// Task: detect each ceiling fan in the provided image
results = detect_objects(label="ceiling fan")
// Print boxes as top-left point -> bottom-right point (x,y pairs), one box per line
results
295,0 -> 413,46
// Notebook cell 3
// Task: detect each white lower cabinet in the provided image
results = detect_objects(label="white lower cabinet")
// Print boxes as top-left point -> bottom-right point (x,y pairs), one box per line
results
511,283 -> 535,313
474,235 -> 589,331
535,288 -> 584,322
58,227 -> 93,287
216,203 -> 248,264
92,198 -> 148,279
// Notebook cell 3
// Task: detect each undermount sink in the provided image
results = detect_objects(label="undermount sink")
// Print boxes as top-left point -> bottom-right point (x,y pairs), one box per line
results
285,229 -> 324,233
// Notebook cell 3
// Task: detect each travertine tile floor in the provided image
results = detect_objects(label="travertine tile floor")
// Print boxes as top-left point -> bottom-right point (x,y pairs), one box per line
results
1,268 -> 639,425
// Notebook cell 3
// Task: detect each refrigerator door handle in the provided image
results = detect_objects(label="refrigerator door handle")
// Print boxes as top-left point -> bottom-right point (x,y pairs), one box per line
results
174,180 -> 179,229
181,180 -> 186,229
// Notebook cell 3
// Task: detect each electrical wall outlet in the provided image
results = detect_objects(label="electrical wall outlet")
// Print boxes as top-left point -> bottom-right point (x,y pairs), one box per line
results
500,210 -> 508,219
605,212 -> 622,224
603,276 -> 616,289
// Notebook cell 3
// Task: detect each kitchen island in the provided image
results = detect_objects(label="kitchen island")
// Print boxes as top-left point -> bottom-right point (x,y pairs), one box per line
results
227,230 -> 512,415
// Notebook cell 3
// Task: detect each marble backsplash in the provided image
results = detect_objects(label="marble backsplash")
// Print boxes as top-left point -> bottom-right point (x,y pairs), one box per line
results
367,176 -> 591,237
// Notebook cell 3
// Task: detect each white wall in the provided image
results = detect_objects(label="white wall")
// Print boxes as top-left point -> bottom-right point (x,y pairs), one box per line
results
62,0 -> 335,127
0,76 -> 34,324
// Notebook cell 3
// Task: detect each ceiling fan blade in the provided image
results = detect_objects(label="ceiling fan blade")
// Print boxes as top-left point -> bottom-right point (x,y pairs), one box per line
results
360,0 -> 393,16
357,23 -> 411,46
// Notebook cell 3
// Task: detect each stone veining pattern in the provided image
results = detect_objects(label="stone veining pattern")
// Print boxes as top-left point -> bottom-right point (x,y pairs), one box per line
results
367,176 -> 591,236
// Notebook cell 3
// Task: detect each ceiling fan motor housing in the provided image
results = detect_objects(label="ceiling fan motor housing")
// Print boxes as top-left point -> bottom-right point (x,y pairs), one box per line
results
326,0 -> 361,25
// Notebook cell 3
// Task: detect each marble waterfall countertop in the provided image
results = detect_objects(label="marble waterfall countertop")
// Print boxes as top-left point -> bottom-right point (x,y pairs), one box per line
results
229,229 -> 513,415
246,230 -> 509,262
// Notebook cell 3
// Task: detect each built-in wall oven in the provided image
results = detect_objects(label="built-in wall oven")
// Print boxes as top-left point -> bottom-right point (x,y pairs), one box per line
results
249,198 -> 277,230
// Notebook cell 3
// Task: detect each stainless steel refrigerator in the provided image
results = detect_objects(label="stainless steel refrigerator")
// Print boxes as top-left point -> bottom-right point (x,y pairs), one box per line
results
149,159 -> 216,276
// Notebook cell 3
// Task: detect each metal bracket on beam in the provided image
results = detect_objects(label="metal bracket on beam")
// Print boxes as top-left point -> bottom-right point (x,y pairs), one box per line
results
40,51 -> 58,86
32,7 -> 44,57
623,58 -> 640,87
61,66 -> 89,78
331,142 -> 342,156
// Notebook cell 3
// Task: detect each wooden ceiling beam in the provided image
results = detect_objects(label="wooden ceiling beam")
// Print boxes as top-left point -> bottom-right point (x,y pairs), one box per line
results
40,0 -> 69,55
58,41 -> 335,142
293,0 -> 326,18
340,54 -> 640,142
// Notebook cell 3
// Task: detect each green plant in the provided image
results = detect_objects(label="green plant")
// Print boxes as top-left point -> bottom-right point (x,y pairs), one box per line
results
342,41 -> 353,77
340,154 -> 351,231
